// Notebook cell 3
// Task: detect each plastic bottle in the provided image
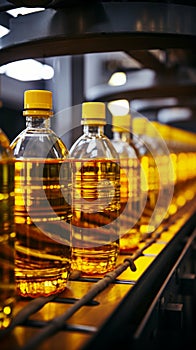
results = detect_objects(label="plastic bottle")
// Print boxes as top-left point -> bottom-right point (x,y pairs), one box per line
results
10,90 -> 72,297
151,122 -> 177,217
132,117 -> 173,236
179,129 -> 196,199
70,102 -> 120,275
132,117 -> 157,236
145,120 -> 173,223
163,125 -> 196,210
111,113 -> 145,252
0,129 -> 16,329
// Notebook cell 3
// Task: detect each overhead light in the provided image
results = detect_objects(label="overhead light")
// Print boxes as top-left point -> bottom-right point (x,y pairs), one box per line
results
7,7 -> 45,17
0,25 -> 10,38
0,59 -> 54,81
108,99 -> 130,116
0,8 -> 44,38
108,72 -> 127,86
158,107 -> 191,123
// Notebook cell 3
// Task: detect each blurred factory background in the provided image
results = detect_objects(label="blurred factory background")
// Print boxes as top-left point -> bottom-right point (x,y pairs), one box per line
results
0,2 -> 196,148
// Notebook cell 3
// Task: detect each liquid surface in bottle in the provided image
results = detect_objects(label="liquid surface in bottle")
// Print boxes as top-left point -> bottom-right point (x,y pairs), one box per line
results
0,160 -> 15,329
71,159 -> 120,275
14,158 -> 72,297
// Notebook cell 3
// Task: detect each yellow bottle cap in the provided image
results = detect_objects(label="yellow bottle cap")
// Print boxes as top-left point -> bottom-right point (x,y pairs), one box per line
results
81,102 -> 106,125
23,90 -> 53,117
146,121 -> 158,138
112,114 -> 131,132
151,121 -> 171,141
132,117 -> 147,135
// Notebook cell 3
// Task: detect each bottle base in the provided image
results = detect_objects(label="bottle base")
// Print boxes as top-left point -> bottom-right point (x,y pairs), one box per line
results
71,246 -> 119,275
120,231 -> 141,252
15,270 -> 70,298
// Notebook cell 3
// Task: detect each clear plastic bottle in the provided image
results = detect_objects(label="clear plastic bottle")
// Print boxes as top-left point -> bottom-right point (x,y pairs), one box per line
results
70,102 -> 120,275
179,129 -> 196,199
162,125 -> 196,210
10,90 -> 72,297
133,118 -> 173,235
132,117 -> 158,236
0,129 -> 16,329
151,123 -> 196,215
111,113 -> 145,252
151,122 -> 177,217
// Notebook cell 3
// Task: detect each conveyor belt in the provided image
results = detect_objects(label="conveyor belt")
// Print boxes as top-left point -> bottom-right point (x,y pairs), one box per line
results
1,197 -> 196,350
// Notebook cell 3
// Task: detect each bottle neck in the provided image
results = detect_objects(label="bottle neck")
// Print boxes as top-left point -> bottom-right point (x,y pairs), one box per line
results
113,131 -> 130,143
83,124 -> 104,136
26,116 -> 50,129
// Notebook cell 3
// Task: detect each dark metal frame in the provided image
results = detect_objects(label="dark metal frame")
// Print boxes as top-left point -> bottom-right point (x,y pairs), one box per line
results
0,2 -> 196,65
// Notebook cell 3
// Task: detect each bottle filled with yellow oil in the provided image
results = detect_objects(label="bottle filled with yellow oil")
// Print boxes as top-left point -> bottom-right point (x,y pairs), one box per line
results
156,124 -> 196,213
178,129 -> 196,199
132,117 -> 158,236
150,122 -> 177,217
70,102 -> 121,275
0,129 -> 16,330
132,117 -> 173,237
111,112 -> 146,252
10,90 -> 72,297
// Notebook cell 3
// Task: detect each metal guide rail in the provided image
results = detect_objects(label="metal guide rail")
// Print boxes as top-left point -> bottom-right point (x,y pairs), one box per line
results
1,198 -> 196,350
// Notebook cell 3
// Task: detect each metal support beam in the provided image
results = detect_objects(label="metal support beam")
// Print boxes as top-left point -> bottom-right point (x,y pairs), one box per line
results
0,2 -> 196,65
126,50 -> 167,73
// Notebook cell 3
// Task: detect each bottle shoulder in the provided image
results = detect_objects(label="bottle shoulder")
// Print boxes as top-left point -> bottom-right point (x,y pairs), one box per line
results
133,135 -> 150,156
133,134 -> 166,157
10,127 -> 69,159
111,139 -> 138,159
70,133 -> 119,159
